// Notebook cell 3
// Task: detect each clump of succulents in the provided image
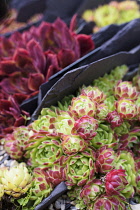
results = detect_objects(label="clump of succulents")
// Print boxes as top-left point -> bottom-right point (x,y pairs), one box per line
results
1,64 -> 140,209
0,16 -> 94,139
82,0 -> 140,32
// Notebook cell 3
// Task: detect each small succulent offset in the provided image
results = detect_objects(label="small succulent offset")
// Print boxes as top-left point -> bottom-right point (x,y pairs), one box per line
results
28,168 -> 52,207
69,95 -> 97,119
106,110 -> 123,129
96,146 -> 116,174
114,80 -> 139,100
80,179 -> 104,204
105,169 -> 128,196
80,86 -> 106,104
72,115 -> 99,140
45,165 -> 66,187
115,98 -> 138,120
61,134 -> 88,155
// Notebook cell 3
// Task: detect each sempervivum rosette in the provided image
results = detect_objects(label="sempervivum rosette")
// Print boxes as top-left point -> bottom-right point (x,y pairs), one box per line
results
65,148 -> 96,188
24,131 -> 63,168
115,150 -> 136,198
106,110 -> 123,129
69,95 -> 97,119
80,179 -> 104,204
45,165 -> 66,187
1,163 -> 32,198
88,194 -> 127,210
105,169 -> 128,196
115,98 -> 138,120
29,168 -> 52,207
96,103 -> 109,120
96,146 -> 116,174
90,123 -> 119,149
114,80 -> 139,100
3,126 -> 34,160
72,115 -> 99,140
80,86 -> 106,103
31,108 -> 57,132
61,134 -> 88,155
53,111 -> 75,135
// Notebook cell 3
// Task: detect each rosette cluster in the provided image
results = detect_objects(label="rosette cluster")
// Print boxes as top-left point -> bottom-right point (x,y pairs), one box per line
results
1,64 -> 140,209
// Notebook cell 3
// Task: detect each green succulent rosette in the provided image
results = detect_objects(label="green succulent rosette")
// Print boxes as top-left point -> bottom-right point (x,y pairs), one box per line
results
24,131 -> 63,168
54,110 -> 75,135
65,148 -> 96,188
90,123 -> 119,149
93,4 -> 119,27
115,98 -> 138,120
96,103 -> 109,120
1,163 -> 32,198
61,134 -> 88,155
114,80 -> 139,100
115,150 -> 137,198
69,95 -> 97,119
80,85 -> 106,104
31,108 -> 57,131
93,65 -> 128,96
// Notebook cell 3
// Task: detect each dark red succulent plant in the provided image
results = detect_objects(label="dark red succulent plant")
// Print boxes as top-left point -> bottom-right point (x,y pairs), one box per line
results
0,17 -> 95,138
